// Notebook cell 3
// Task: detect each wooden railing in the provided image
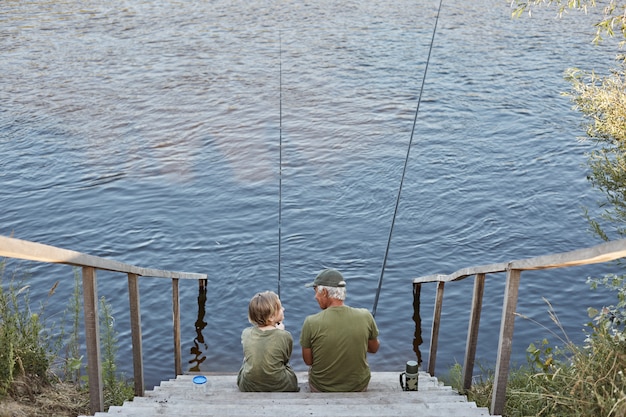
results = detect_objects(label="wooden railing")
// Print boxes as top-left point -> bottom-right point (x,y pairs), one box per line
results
6,234 -> 624,415
0,235 -> 207,415
413,238 -> 626,416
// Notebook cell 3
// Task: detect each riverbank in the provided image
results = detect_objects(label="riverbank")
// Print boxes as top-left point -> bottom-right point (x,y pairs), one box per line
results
0,376 -> 89,417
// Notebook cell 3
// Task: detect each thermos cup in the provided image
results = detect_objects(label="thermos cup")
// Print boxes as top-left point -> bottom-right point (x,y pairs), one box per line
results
399,360 -> 419,391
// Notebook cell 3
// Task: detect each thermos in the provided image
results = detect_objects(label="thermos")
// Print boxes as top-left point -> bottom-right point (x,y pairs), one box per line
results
399,360 -> 419,391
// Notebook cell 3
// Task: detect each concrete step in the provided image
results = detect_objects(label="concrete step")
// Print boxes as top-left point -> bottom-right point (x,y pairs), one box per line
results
81,372 -> 498,417
101,402 -> 491,417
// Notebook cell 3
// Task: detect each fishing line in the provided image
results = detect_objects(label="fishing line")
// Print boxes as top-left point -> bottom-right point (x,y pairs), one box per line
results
278,29 -> 283,298
372,0 -> 444,318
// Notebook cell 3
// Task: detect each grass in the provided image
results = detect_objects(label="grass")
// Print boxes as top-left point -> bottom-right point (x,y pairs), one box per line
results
442,274 -> 626,417
0,260 -> 133,416
0,260 -> 51,398
0,379 -> 90,417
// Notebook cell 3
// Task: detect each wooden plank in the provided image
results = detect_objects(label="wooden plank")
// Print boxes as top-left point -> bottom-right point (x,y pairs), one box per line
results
413,263 -> 507,284
428,282 -> 445,376
172,278 -> 182,375
491,269 -> 521,415
0,235 -> 206,280
413,238 -> 626,284
509,238 -> 626,270
82,267 -> 104,414
462,273 -> 484,392
128,273 -> 145,397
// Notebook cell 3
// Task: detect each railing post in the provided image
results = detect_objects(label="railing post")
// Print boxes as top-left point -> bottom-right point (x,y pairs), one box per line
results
463,273 -> 485,392
127,273 -> 145,396
491,268 -> 521,415
172,278 -> 182,375
412,283 -> 423,366
82,266 -> 104,414
428,281 -> 445,376
189,279 -> 208,372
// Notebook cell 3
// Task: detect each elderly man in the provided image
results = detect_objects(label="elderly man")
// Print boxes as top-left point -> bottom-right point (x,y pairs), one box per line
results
300,268 -> 380,392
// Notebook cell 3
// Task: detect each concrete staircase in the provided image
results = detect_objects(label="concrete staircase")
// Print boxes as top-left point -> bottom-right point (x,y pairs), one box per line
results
84,372 -> 498,417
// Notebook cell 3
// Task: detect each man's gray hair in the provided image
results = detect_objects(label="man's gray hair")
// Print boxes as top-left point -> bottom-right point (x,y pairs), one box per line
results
317,285 -> 346,301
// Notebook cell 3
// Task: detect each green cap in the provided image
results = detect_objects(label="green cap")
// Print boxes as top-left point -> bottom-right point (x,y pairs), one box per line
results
305,269 -> 346,288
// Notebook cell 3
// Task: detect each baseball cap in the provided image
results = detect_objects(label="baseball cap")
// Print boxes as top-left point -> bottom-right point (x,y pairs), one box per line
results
305,268 -> 346,288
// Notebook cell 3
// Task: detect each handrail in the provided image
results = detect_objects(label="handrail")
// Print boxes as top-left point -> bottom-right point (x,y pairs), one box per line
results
413,238 -> 626,416
0,235 -> 208,414
0,235 -> 206,279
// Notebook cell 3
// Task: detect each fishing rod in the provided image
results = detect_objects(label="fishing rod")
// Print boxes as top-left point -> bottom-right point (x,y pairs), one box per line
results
372,0 -> 444,318
278,30 -> 283,299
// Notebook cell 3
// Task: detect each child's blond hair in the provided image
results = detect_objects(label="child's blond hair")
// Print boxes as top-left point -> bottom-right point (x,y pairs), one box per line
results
248,291 -> 281,327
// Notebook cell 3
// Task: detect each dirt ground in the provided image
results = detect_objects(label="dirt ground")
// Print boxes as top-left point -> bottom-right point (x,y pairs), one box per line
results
0,377 -> 90,417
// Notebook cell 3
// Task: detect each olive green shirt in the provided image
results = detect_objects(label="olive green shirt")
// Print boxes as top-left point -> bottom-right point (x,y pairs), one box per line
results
300,305 -> 379,392
237,326 -> 298,392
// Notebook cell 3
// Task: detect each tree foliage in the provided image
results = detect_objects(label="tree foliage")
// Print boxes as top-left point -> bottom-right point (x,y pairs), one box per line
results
514,0 -> 626,241
565,66 -> 626,239
513,0 -> 626,46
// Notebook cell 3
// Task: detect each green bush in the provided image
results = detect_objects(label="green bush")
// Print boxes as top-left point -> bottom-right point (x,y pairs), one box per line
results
0,261 -> 133,409
0,323 -> 15,396
456,275 -> 626,417
0,261 -> 53,397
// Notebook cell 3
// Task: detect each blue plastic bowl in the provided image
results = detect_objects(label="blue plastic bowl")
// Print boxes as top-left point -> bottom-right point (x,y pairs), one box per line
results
192,375 -> 207,385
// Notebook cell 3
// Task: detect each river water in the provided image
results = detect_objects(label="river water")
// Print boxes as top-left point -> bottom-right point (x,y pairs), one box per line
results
1,0 -> 622,388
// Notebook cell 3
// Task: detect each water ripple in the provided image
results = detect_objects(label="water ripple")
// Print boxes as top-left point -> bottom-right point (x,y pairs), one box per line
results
0,0 -> 615,387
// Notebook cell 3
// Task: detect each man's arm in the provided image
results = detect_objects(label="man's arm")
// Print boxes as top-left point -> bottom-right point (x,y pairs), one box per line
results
367,338 -> 380,354
302,347 -> 313,365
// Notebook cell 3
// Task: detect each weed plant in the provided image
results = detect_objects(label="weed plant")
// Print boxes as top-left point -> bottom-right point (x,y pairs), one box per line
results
444,275 -> 626,417
59,268 -> 83,383
0,260 -> 55,397
99,296 -> 134,407
0,260 -> 133,411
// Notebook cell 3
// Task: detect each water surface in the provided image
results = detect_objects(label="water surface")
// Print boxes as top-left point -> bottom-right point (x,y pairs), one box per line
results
1,0 -> 621,388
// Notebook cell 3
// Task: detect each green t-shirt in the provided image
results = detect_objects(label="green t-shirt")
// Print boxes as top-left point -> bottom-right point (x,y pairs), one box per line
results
299,305 -> 379,392
237,327 -> 298,392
